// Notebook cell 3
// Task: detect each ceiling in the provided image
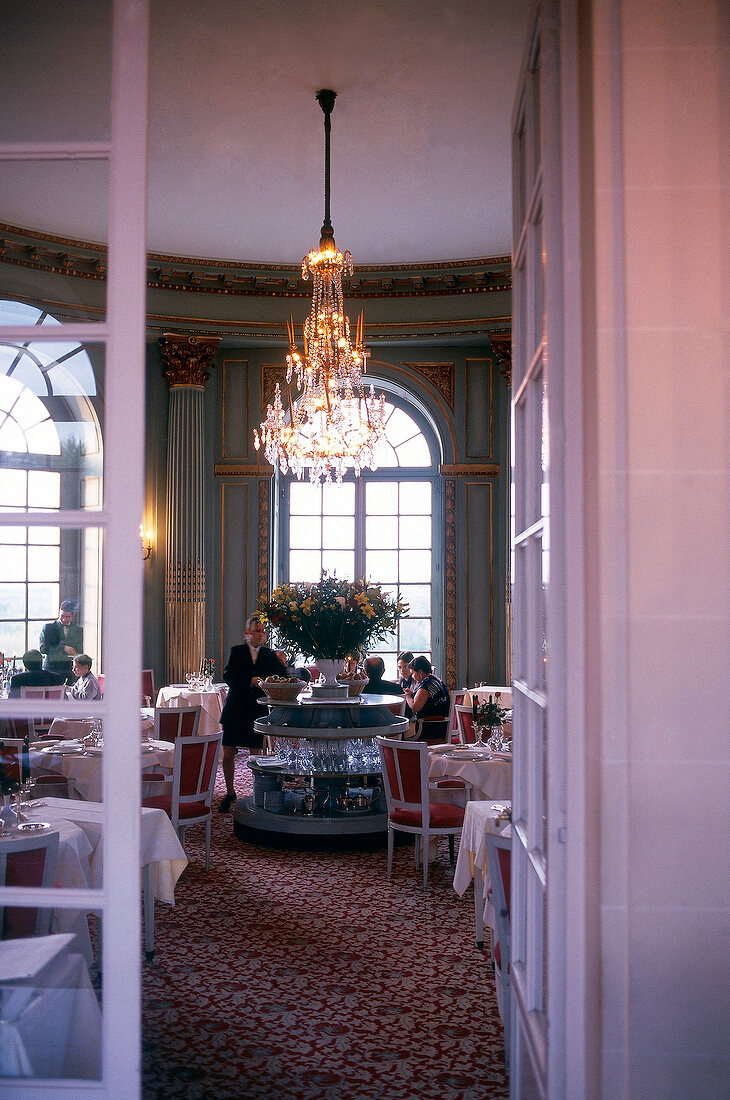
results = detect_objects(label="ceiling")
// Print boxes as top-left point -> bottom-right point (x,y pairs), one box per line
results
1,0 -> 531,269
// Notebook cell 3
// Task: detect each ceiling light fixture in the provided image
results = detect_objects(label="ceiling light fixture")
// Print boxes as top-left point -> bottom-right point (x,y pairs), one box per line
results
254,89 -> 386,484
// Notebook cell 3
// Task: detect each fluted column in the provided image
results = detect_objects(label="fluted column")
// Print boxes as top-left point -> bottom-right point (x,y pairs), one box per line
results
160,334 -> 219,685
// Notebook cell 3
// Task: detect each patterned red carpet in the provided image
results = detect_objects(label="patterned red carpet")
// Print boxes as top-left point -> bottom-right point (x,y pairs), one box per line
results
141,757 -> 508,1100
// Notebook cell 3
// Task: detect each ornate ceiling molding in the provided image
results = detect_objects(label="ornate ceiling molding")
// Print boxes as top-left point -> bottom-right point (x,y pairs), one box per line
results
0,223 -> 511,300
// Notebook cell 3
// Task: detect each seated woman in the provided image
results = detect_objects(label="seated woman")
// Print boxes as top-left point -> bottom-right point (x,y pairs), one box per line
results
397,650 -> 415,715
403,656 -> 449,740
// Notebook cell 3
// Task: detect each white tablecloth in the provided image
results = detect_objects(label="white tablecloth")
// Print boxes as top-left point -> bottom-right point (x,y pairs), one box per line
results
155,686 -> 224,737
428,746 -> 512,802
453,798 -> 512,895
32,738 -> 175,802
0,934 -> 102,1080
452,798 -> 512,977
21,797 -> 187,962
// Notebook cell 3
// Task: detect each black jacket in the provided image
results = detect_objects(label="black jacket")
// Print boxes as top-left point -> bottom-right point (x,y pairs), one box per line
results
220,644 -> 286,747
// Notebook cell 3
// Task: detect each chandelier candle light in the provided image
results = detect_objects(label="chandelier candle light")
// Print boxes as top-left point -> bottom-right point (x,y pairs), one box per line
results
254,90 -> 387,484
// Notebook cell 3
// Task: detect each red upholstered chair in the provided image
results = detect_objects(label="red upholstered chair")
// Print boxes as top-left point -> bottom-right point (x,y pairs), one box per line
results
0,733 -> 69,797
376,736 -> 465,889
386,698 -> 407,717
485,832 -> 512,1075
447,689 -> 467,741
455,703 -> 478,745
413,714 -> 449,744
19,685 -> 66,735
141,668 -> 155,706
153,705 -> 201,742
143,731 -> 222,871
18,685 -> 65,702
0,830 -> 60,939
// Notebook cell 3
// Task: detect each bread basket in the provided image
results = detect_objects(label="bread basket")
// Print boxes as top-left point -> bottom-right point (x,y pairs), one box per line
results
261,679 -> 306,702
336,676 -> 369,698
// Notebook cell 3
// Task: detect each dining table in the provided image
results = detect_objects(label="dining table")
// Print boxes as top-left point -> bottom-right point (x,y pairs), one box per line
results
31,736 -> 175,803
155,684 -> 226,737
0,933 -> 102,1080
428,743 -> 512,802
13,796 -> 188,964
453,798 -> 512,962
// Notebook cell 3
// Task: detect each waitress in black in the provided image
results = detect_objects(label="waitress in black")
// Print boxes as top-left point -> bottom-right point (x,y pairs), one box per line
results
218,615 -> 286,813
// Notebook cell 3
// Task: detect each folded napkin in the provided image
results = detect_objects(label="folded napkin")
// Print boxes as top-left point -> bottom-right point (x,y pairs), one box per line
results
83,746 -> 104,755
255,756 -> 287,767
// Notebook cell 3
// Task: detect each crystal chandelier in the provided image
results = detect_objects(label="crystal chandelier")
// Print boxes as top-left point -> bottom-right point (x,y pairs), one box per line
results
254,89 -> 387,484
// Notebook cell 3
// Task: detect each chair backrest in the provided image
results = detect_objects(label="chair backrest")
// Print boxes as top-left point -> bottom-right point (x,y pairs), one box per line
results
142,668 -> 155,706
447,688 -> 468,738
170,731 -> 222,823
0,737 -> 29,784
376,736 -> 430,813
413,715 -> 449,743
455,703 -> 477,745
0,830 -> 60,939
386,698 -> 407,717
0,717 -> 35,744
485,832 -> 511,964
154,705 -> 202,741
19,685 -> 66,701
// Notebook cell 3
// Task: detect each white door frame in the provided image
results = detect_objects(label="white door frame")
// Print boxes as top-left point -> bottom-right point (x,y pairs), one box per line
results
0,2 -> 149,1094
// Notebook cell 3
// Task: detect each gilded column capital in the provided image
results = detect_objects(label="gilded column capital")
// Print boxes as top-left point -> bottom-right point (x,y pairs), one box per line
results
489,334 -> 512,387
160,333 -> 220,389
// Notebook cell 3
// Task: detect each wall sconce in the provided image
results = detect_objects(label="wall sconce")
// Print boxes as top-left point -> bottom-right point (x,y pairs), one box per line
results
140,524 -> 153,560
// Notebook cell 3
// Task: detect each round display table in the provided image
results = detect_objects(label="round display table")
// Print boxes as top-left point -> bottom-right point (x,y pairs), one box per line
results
232,694 -> 408,845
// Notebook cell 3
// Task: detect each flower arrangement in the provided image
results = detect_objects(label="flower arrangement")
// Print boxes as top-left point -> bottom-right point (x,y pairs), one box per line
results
258,574 -> 408,661
474,695 -> 509,728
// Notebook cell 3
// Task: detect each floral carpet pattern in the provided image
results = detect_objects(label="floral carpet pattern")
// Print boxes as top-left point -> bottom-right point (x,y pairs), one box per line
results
141,756 -> 508,1100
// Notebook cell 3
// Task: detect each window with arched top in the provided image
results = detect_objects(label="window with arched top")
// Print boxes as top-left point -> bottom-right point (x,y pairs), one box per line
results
278,394 -> 443,678
0,299 -> 103,662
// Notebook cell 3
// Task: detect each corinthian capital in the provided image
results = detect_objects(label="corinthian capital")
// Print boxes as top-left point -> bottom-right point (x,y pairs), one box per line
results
160,333 -> 220,388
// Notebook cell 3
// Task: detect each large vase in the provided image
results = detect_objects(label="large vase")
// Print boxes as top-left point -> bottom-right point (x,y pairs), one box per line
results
314,659 -> 343,687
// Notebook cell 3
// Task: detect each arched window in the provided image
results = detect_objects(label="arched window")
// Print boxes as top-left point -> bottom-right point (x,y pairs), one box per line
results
278,393 -> 442,678
0,299 -> 102,663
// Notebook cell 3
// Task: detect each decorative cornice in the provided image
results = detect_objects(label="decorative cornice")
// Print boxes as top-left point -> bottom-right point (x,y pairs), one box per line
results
403,363 -> 455,410
0,223 -> 511,299
489,333 -> 512,386
214,463 -> 274,478
439,463 -> 500,478
160,333 -> 220,389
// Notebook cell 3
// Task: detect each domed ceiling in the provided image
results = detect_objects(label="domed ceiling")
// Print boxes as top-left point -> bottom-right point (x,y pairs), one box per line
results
0,0 -> 531,268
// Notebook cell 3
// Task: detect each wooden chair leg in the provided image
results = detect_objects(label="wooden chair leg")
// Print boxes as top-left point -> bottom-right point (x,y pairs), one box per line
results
387,827 -> 394,881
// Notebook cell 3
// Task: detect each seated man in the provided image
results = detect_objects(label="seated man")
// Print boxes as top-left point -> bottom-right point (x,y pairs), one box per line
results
67,655 -> 102,701
362,655 -> 404,697
9,649 -> 66,697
